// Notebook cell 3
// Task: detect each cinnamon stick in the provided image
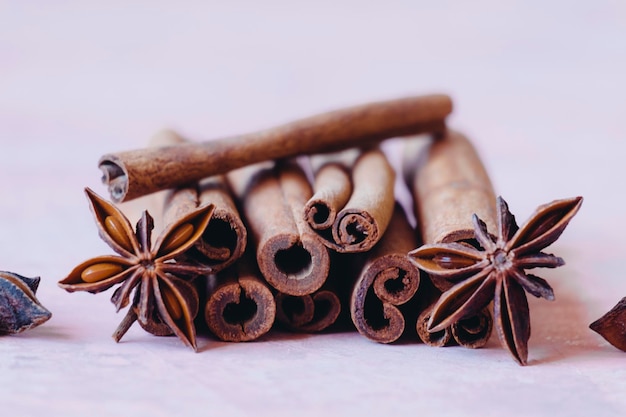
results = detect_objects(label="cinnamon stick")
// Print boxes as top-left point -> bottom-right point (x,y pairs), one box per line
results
275,287 -> 341,333
350,205 -> 420,343
404,129 -> 495,346
227,160 -> 331,296
100,94 -> 452,202
403,129 -> 497,289
304,147 -> 395,253
450,306 -> 493,348
152,130 -> 247,273
203,252 -> 276,342
414,277 -> 492,348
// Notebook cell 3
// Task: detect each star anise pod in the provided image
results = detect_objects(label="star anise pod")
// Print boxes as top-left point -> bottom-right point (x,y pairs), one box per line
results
408,196 -> 582,365
59,188 -> 214,350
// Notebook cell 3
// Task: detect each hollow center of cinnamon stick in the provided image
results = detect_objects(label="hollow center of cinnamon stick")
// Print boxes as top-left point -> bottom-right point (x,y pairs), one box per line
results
343,221 -> 368,244
274,245 -> 313,277
383,270 -> 407,296
363,289 -> 390,331
202,218 -> 237,258
223,291 -> 258,326
281,296 -> 306,319
310,204 -> 331,225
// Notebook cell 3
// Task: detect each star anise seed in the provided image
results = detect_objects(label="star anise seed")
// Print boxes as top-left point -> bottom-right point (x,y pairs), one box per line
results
408,196 -> 582,365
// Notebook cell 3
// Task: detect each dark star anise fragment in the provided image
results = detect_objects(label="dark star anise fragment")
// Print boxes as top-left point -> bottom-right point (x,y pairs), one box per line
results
1,271 -> 52,334
59,188 -> 214,350
590,297 -> 626,352
409,196 -> 582,365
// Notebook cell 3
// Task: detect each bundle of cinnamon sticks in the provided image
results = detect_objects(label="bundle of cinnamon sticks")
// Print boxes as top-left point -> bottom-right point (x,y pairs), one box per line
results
59,93 -> 582,365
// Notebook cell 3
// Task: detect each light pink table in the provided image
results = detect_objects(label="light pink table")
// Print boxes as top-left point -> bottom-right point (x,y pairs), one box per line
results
1,2 -> 625,416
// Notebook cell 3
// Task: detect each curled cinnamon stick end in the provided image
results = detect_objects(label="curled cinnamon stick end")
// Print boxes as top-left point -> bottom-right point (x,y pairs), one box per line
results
193,177 -> 247,271
416,302 -> 453,347
590,298 -> 626,351
227,161 -> 330,296
100,94 -> 452,202
154,130 -> 247,273
350,206 -> 420,343
275,289 -> 341,333
451,306 -> 493,349
305,148 -> 395,253
204,265 -> 276,342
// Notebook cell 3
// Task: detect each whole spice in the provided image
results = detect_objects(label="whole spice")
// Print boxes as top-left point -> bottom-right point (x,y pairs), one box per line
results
58,188 -> 214,350
1,271 -> 52,334
403,130 -> 497,246
404,130 -> 495,349
590,298 -> 626,351
415,280 -> 493,349
100,94 -> 452,202
350,205 -> 420,343
203,252 -> 276,342
409,196 -> 583,365
275,288 -> 342,333
227,161 -> 330,296
153,130 -> 247,273
304,147 -> 396,253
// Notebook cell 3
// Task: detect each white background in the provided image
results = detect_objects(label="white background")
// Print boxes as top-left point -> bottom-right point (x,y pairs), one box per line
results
1,1 -> 625,416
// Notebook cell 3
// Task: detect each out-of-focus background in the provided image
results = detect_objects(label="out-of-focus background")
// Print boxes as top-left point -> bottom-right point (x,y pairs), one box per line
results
1,1 -> 625,416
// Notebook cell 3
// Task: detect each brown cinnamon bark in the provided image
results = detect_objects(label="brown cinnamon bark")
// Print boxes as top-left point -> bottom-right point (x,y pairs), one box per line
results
304,147 -> 395,253
416,301 -> 453,347
350,205 -> 420,343
450,306 -> 493,348
413,280 -> 492,348
275,287 -> 341,333
203,253 -> 276,342
404,129 -> 495,346
100,94 -> 452,202
403,129 -> 497,288
153,130 -> 247,273
227,160 -> 330,296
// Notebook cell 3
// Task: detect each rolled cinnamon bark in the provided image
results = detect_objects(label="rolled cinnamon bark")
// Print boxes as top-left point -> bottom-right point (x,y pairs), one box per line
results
404,129 -> 495,346
275,287 -> 341,333
350,205 -> 420,343
203,253 -> 276,342
450,306 -> 493,348
414,282 -> 492,348
304,147 -> 395,253
416,301 -> 453,347
100,94 -> 452,202
153,130 -> 247,273
403,129 -> 497,289
227,160 -> 331,296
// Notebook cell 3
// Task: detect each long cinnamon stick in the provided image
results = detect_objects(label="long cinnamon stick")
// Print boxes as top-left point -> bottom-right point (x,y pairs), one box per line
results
350,205 -> 420,343
100,94 -> 452,202
152,130 -> 247,273
227,160 -> 331,296
304,147 -> 395,253
203,253 -> 276,342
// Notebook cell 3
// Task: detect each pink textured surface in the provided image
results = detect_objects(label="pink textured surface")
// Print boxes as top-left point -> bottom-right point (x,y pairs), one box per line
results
1,1 -> 625,416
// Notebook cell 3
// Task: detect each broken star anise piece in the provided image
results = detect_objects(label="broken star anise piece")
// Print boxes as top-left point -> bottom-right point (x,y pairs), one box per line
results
408,196 -> 582,365
58,188 -> 214,351
1,271 -> 52,334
